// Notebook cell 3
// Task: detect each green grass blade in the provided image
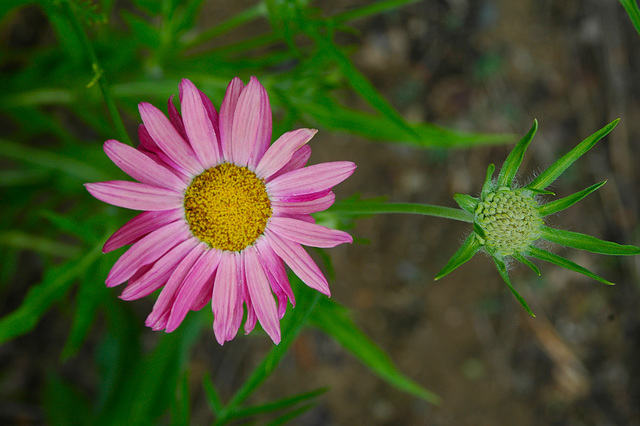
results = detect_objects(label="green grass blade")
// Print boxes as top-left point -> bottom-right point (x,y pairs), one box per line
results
328,200 -> 474,223
0,243 -> 101,345
265,403 -> 315,426
619,0 -> 640,37
0,231 -> 82,258
481,163 -> 496,197
540,225 -> 640,255
493,256 -> 535,316
44,373 -> 93,426
527,246 -> 613,285
537,181 -> 606,217
202,373 -> 223,417
496,119 -> 537,187
226,388 -> 327,421
434,234 -> 482,280
526,119 -> 619,191
513,253 -> 541,276
333,0 -> 423,23
309,295 -> 441,404
453,193 -> 478,214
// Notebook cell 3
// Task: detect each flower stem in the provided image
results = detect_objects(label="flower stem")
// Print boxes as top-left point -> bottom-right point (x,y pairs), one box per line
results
330,201 -> 474,223
61,0 -> 131,145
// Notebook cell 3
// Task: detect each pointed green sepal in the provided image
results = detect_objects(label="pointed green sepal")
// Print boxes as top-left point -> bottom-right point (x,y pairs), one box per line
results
473,222 -> 487,244
537,181 -> 606,217
434,234 -> 482,280
513,253 -> 541,276
497,119 -> 538,188
527,119 -> 619,191
493,256 -> 535,316
480,163 -> 496,198
527,246 -> 614,285
525,187 -> 555,196
453,193 -> 478,214
540,226 -> 640,255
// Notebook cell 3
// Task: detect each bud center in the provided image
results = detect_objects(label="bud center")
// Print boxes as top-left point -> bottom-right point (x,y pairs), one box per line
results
475,188 -> 542,256
184,163 -> 272,252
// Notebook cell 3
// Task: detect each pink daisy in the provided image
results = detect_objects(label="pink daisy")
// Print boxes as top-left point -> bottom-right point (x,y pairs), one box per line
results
85,77 -> 355,344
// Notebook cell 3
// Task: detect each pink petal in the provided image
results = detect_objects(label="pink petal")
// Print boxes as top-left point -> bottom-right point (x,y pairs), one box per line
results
267,145 -> 312,182
146,242 -> 207,330
103,139 -> 185,191
255,237 -> 294,317
267,161 -> 356,199
230,76 -> 272,168
179,79 -> 221,168
105,221 -> 189,287
166,248 -> 222,332
211,252 -> 241,345
219,77 -> 244,160
139,125 -> 190,179
167,95 -> 187,140
139,102 -> 202,176
271,191 -> 335,216
85,181 -> 183,211
119,237 -> 200,301
244,246 -> 281,344
268,217 -> 352,248
103,208 -> 183,253
264,229 -> 330,296
199,88 -> 220,137
255,129 -> 317,179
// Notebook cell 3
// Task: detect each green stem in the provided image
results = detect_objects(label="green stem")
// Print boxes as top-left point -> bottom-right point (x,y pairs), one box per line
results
61,0 -> 131,145
329,202 -> 474,223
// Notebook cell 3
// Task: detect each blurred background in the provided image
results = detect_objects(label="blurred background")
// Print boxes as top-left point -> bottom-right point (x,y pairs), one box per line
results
1,0 -> 640,424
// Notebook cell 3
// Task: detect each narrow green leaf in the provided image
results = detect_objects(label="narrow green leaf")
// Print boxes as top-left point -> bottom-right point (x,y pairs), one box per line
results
527,246 -> 613,285
619,0 -> 640,37
171,371 -> 191,426
328,200 -> 474,223
203,373 -> 223,417
497,119 -> 538,187
493,256 -> 535,316
309,296 -> 440,404
0,244 -> 101,345
453,193 -> 478,214
435,234 -> 482,280
527,119 -> 619,191
537,181 -> 606,217
265,403 -> 315,426
121,9 -> 161,49
513,253 -> 541,276
0,231 -> 82,258
481,163 -> 496,197
540,225 -> 640,255
333,0 -> 424,23
44,373 -> 93,426
226,388 -> 327,421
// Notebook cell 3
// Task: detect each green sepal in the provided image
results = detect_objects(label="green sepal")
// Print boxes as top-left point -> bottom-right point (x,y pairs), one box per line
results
540,226 -> 640,255
527,119 -> 619,191
497,119 -> 538,188
453,193 -> 478,214
537,181 -> 606,217
473,222 -> 487,243
434,234 -> 482,280
513,253 -> 541,276
527,246 -> 614,285
480,163 -> 496,198
493,257 -> 535,316
525,187 -> 555,196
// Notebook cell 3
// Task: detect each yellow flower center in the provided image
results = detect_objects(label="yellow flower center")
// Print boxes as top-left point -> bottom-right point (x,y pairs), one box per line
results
184,163 -> 272,252
475,188 -> 543,256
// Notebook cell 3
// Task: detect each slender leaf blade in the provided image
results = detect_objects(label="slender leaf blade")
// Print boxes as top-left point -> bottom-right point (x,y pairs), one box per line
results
513,253 -> 541,276
527,119 -> 619,191
435,234 -> 482,280
537,181 -> 606,217
619,0 -> 640,37
540,226 -> 640,255
497,119 -> 538,187
527,246 -> 613,285
493,256 -> 535,316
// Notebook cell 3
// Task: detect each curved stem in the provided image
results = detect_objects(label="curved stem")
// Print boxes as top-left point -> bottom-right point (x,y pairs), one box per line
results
329,201 -> 474,223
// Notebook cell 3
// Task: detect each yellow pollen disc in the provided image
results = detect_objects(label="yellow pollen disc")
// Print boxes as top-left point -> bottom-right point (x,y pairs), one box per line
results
184,163 -> 272,252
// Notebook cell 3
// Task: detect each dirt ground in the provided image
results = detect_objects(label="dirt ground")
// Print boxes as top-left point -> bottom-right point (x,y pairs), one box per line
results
3,0 -> 640,425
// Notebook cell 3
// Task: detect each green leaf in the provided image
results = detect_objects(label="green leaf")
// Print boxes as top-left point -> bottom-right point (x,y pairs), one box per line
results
540,225 -> 640,255
202,373 -> 223,417
225,388 -> 327,422
309,295 -> 440,404
453,193 -> 478,214
480,163 -> 496,197
121,9 -> 161,49
536,181 -> 607,217
496,119 -> 537,187
171,370 -> 191,426
332,0 -> 424,24
526,119 -> 619,191
619,0 -> 640,37
493,256 -> 535,316
435,234 -> 482,280
44,373 -> 92,426
513,253 -> 541,276
0,243 -> 101,345
328,200 -> 474,223
527,246 -> 613,285
265,403 -> 315,426
0,230 -> 82,258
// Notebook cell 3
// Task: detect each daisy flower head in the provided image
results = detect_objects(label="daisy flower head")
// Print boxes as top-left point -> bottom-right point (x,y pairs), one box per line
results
85,77 -> 356,344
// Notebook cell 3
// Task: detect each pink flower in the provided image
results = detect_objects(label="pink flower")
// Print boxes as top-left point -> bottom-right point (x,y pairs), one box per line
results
85,77 -> 355,344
